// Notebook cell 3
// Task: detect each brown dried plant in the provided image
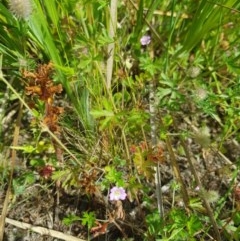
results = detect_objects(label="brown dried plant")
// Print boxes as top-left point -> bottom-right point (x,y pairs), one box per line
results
23,63 -> 63,133
23,63 -> 64,164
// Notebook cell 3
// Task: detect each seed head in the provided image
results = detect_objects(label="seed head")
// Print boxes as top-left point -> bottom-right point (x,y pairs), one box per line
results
203,190 -> 219,203
195,87 -> 208,100
9,0 -> 32,19
193,126 -> 211,148
187,66 -> 201,78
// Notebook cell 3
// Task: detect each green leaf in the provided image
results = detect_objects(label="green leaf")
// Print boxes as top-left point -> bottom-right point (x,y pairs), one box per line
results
233,212 -> 240,226
187,215 -> 202,236
179,0 -> 239,54
169,227 -> 186,240
78,56 -> 92,69
226,60 -> 240,74
30,159 -> 45,167
157,88 -> 172,100
12,179 -> 26,195
189,198 -> 205,213
104,166 -> 124,186
23,172 -> 36,185
44,0 -> 59,30
90,110 -> 115,118
81,211 -> 96,230
97,28 -> 114,45
133,150 -> 155,179
146,211 -> 164,236
139,56 -> 159,76
99,116 -> 115,130
63,214 -> 81,226
11,145 -> 35,153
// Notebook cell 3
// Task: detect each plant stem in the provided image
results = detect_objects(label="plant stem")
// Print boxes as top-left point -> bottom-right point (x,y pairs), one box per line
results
164,134 -> 190,208
0,102 -> 22,241
149,80 -> 164,218
106,0 -> 118,89
176,121 -> 222,241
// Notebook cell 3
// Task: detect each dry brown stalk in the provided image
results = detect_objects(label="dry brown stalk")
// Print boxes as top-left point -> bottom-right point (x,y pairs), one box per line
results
2,217 -> 86,241
0,103 -> 23,241
173,118 -> 222,241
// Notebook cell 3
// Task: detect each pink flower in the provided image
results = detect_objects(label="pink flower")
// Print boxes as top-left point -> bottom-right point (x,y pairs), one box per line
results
140,35 -> 151,46
195,186 -> 200,191
109,187 -> 127,201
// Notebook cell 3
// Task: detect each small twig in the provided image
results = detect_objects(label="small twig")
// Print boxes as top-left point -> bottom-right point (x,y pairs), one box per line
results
3,217 -> 86,241
0,103 -> 23,241
0,102 -> 23,241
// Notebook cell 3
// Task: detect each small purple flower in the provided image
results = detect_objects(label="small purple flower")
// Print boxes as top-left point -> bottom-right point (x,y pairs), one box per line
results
140,35 -> 151,46
109,187 -> 127,201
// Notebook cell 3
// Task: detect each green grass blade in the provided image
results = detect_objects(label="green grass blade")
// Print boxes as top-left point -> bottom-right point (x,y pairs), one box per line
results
145,0 -> 162,23
27,0 -> 94,131
178,0 -> 239,55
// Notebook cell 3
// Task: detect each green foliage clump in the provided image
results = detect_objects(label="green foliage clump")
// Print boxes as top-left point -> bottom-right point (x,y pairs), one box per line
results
1,0 -> 240,240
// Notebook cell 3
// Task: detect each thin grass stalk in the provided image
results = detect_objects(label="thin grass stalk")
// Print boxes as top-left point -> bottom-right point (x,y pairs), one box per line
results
178,0 -> 238,55
122,124 -> 130,161
164,134 -> 190,208
95,60 -> 131,162
214,167 -> 238,219
145,0 -> 162,23
147,31 -> 164,217
128,0 -> 164,46
106,0 -> 117,89
174,120 -> 221,241
149,80 -> 164,218
28,0 -> 92,131
163,0 -> 177,72
0,102 -> 22,241
158,114 -> 189,207
180,140 -> 222,241
143,8 -> 190,19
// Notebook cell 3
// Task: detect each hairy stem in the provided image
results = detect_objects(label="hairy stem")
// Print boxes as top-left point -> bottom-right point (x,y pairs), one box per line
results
149,80 -> 164,218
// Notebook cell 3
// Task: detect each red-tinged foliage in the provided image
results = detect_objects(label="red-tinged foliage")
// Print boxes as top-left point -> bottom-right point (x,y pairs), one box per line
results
39,165 -> 55,179
79,170 -> 99,195
90,221 -> 109,238
23,63 -> 61,103
23,63 -> 63,134
23,63 -> 64,163
131,141 -> 165,179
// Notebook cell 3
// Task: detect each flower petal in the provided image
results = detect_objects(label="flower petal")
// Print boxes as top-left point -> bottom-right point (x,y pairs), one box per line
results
140,35 -> 151,46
